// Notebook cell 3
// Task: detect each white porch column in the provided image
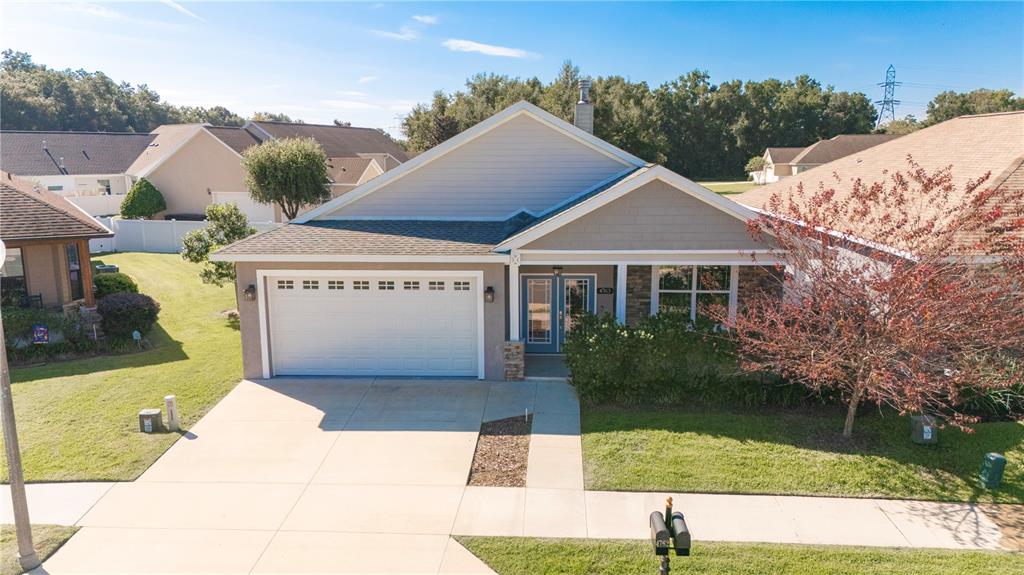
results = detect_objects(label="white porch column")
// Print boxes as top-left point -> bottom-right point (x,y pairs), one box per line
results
615,264 -> 627,324
508,251 -> 521,341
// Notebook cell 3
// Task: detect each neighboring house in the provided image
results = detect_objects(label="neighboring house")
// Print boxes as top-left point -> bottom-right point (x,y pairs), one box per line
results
127,121 -> 408,222
0,130 -> 156,216
0,171 -> 112,308
211,96 -> 780,381
736,111 -> 1024,254
750,135 -> 900,183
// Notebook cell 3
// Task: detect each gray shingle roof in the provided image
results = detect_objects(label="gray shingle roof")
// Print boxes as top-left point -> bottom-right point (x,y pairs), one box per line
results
249,121 -> 409,162
0,171 -> 112,241
790,134 -> 901,165
215,220 -> 516,257
1,131 -> 155,176
204,126 -> 261,154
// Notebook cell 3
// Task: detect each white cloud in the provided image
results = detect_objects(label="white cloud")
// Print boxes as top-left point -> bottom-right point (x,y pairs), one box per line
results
442,39 -> 538,59
321,99 -> 381,111
158,0 -> 207,23
357,76 -> 379,85
371,26 -> 419,41
336,90 -> 367,97
57,1 -> 122,19
412,15 -> 439,25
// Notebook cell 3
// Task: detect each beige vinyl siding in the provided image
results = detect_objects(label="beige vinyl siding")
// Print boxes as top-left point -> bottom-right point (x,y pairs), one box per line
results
145,129 -> 249,218
523,179 -> 762,251
330,114 -> 631,219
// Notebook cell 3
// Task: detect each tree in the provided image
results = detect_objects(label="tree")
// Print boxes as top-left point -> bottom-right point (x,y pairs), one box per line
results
925,89 -> 1024,125
876,115 -> 920,135
242,137 -> 331,220
180,203 -> 256,286
120,178 -> 166,219
718,160 -> 1024,437
744,156 -> 766,173
251,111 -> 297,123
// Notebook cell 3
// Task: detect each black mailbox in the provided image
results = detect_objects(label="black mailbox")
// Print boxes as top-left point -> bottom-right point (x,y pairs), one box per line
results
650,511 -> 671,556
671,512 -> 691,556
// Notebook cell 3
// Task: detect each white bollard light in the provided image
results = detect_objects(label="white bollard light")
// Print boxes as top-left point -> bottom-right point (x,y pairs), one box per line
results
164,395 -> 180,432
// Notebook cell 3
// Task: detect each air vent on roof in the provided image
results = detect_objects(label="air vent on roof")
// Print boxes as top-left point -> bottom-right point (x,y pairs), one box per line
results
42,140 -> 48,150
82,149 -> 91,160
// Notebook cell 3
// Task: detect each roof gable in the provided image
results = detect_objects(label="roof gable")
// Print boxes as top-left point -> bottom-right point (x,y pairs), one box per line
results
0,171 -> 111,241
296,101 -> 646,223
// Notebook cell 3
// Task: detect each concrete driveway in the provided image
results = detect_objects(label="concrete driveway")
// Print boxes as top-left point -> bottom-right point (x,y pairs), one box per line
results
40,377 -> 545,575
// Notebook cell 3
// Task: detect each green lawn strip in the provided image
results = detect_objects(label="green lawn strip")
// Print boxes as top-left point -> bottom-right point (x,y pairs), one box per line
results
697,181 -> 758,194
582,407 -> 1023,504
1,253 -> 242,482
1,524 -> 78,575
458,537 -> 1024,575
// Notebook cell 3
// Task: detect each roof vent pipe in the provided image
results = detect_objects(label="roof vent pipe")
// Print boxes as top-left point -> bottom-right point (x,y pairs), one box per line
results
574,78 -> 594,134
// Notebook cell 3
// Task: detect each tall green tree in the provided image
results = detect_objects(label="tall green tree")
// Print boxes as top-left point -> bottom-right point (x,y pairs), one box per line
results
120,178 -> 166,219
924,89 -> 1024,125
242,137 -> 331,220
180,203 -> 256,286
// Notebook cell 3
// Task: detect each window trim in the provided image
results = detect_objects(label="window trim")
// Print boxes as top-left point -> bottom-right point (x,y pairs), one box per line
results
650,265 -> 739,322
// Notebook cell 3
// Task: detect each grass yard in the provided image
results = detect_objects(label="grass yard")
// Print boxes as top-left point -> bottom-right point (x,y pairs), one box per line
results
459,537 -> 1024,575
1,524 -> 78,575
583,407 -> 1024,504
698,181 -> 758,194
0,253 -> 242,482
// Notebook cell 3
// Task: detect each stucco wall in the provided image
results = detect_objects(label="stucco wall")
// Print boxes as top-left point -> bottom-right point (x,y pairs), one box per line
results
22,243 -> 70,307
234,261 -> 508,380
146,130 -> 248,218
523,179 -> 763,251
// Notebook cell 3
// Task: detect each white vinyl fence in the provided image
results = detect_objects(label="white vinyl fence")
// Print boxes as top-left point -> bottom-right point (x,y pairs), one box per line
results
90,217 -> 280,254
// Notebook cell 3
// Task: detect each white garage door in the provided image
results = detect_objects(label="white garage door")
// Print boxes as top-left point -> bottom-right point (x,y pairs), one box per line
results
267,273 -> 481,377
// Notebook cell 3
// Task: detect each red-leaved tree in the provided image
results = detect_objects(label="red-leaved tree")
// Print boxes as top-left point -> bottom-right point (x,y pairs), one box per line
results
719,159 -> 1024,437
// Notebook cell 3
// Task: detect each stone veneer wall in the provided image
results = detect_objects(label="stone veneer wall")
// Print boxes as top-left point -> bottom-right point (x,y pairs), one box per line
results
625,265 -> 652,326
737,265 -> 785,308
503,341 -> 525,381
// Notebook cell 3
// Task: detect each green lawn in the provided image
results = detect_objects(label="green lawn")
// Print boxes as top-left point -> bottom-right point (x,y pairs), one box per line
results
583,407 -> 1024,503
459,538 -> 1024,575
698,181 -> 758,194
1,253 -> 242,482
1,524 -> 78,575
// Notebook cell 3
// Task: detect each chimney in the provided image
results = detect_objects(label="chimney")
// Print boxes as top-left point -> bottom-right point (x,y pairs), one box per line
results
574,78 -> 593,134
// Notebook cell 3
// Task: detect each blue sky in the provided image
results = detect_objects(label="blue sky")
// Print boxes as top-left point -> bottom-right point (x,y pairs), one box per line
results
2,1 -> 1021,135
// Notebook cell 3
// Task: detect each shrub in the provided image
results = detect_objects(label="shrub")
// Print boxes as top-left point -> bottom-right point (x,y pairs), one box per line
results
97,293 -> 160,339
94,272 -> 138,299
563,313 -> 822,407
744,156 -> 766,173
120,178 -> 166,219
2,305 -> 99,362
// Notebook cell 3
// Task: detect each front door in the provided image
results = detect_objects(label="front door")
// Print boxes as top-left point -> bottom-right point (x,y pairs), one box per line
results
522,275 -> 595,353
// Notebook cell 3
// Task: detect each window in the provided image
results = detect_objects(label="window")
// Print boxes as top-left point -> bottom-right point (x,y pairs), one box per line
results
0,247 -> 27,307
428,281 -> 445,291
328,280 -> 344,290
66,244 -> 84,301
47,185 -> 64,192
656,266 -> 732,323
97,179 -> 112,195
378,280 -> 395,290
403,281 -> 420,290
454,281 -> 470,291
302,280 -> 319,290
276,280 -> 294,290
353,280 -> 370,290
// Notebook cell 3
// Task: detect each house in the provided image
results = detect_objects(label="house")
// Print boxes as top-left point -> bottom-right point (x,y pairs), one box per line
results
750,134 -> 900,184
0,171 -> 112,309
0,130 -> 156,216
735,111 -> 1024,252
211,93 -> 780,381
128,121 -> 408,222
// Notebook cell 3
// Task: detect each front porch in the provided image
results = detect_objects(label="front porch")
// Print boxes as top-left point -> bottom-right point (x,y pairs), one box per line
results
1,238 -> 96,309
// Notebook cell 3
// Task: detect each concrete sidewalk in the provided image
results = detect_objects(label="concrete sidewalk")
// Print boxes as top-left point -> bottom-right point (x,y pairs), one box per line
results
0,482 -> 116,526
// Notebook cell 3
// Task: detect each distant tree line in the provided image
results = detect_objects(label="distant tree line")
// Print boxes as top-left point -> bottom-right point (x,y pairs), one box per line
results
879,88 -> 1024,135
0,50 -> 298,133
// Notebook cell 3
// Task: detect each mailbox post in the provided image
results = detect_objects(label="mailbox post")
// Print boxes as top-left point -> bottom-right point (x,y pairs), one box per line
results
649,497 -> 690,574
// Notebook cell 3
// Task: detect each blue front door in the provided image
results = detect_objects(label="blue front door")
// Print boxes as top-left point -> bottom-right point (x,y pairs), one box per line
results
521,275 -> 595,353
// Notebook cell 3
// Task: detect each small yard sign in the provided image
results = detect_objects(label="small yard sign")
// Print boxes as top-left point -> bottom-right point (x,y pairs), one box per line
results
31,324 -> 49,345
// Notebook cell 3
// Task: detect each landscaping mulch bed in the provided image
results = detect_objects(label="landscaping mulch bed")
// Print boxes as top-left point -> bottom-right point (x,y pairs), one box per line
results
468,413 -> 533,487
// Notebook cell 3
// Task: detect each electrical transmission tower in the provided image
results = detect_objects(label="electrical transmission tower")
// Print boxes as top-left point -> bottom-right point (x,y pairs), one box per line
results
874,64 -> 901,127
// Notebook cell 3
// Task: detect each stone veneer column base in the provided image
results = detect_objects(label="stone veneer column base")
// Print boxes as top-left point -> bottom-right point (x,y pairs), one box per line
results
503,341 -> 525,381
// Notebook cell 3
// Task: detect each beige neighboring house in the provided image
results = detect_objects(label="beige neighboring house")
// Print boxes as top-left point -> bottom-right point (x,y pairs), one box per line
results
126,121 -> 409,222
751,134 -> 900,184
0,130 -> 156,216
211,97 -> 782,382
736,111 -> 1024,252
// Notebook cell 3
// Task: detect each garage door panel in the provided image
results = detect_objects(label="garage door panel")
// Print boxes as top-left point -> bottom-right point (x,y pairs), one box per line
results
268,274 -> 480,377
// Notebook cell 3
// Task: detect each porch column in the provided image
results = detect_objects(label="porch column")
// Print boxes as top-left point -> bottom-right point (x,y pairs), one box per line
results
79,240 -> 95,307
615,264 -> 627,324
508,252 -> 521,341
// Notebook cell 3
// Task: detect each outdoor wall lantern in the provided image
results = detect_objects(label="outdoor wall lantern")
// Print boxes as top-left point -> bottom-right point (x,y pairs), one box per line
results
552,265 -> 563,277
484,286 -> 495,303
243,285 -> 257,302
